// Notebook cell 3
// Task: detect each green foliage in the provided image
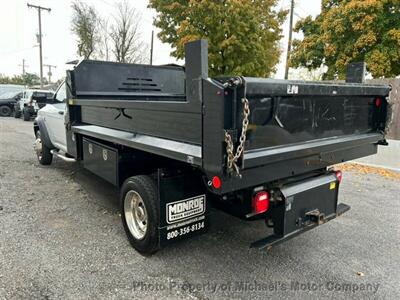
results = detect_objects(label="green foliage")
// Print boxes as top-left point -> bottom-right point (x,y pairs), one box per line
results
0,73 -> 47,86
71,1 -> 100,59
149,0 -> 286,77
291,0 -> 400,79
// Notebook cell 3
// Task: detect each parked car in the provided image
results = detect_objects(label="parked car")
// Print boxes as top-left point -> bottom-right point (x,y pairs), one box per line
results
0,91 -> 22,117
0,84 -> 24,98
14,89 -> 54,121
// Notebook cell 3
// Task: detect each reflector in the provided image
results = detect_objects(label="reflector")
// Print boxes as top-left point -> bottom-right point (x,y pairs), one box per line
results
335,170 -> 343,183
212,176 -> 221,189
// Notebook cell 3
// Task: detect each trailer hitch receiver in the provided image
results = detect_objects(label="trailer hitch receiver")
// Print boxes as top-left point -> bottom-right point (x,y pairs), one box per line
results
306,209 -> 326,225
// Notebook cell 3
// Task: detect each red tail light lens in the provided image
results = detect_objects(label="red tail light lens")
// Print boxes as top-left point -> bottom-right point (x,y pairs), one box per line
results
335,170 -> 343,183
252,191 -> 270,214
211,176 -> 221,189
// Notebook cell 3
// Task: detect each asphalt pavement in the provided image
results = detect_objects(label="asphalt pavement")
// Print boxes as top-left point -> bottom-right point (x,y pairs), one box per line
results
0,117 -> 399,299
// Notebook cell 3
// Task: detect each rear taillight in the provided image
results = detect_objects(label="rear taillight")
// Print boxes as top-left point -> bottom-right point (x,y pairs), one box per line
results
252,191 -> 270,214
375,98 -> 382,107
335,170 -> 343,183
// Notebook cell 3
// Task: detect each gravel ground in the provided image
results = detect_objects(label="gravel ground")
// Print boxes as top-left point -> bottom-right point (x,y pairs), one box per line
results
0,117 -> 399,299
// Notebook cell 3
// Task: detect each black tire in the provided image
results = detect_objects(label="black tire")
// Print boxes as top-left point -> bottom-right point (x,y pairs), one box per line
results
120,175 -> 160,254
23,108 -> 30,121
35,131 -> 53,165
0,105 -> 12,117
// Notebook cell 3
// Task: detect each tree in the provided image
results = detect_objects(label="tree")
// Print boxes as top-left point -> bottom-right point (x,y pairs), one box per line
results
71,0 -> 100,59
110,0 -> 148,63
291,0 -> 400,79
0,73 -> 47,86
149,0 -> 286,77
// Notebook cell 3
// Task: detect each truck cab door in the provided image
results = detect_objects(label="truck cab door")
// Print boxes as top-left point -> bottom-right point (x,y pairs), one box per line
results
45,82 -> 67,152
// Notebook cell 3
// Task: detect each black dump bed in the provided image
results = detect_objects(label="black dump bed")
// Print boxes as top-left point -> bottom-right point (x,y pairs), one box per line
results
66,40 -> 390,194
242,78 -> 388,149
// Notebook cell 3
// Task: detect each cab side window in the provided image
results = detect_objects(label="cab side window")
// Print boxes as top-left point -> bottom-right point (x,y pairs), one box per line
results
55,82 -> 67,102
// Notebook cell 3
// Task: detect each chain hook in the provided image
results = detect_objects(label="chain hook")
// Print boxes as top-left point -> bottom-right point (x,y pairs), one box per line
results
224,96 -> 250,177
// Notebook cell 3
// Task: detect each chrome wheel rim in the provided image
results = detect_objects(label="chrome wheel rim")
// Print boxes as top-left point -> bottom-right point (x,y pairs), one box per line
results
124,190 -> 148,240
34,136 -> 43,160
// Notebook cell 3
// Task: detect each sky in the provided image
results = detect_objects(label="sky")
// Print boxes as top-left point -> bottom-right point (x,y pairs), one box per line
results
0,0 -> 322,82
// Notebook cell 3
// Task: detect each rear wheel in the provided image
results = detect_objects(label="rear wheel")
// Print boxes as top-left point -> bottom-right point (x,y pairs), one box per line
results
120,175 -> 160,254
23,108 -> 30,121
0,105 -> 12,117
34,131 -> 53,165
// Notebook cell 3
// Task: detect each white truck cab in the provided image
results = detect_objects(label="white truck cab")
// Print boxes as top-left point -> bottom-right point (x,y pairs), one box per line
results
33,82 -> 69,164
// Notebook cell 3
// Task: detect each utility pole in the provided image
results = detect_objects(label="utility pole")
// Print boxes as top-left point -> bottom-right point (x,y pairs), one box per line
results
284,0 -> 295,80
27,3 -> 51,88
19,59 -> 29,75
44,64 -> 56,83
150,30 -> 154,65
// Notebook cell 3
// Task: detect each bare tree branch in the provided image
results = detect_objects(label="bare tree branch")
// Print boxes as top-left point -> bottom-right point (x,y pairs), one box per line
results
110,0 -> 148,64
98,18 -> 111,61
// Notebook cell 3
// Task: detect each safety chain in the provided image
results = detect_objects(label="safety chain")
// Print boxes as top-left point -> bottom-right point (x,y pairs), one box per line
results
224,97 -> 250,177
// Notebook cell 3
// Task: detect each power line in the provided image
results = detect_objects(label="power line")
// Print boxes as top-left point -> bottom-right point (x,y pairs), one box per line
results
294,12 -> 303,19
27,3 -> 51,88
0,45 -> 37,56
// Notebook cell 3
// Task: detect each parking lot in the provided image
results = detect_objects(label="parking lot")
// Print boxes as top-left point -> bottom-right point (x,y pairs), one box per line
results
0,117 -> 399,299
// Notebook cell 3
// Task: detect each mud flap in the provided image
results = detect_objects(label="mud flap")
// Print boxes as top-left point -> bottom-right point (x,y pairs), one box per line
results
157,170 -> 210,248
251,173 -> 350,249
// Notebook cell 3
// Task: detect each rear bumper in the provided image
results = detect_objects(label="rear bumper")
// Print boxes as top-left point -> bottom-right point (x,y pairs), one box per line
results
243,133 -> 384,168
248,172 -> 348,249
251,203 -> 350,249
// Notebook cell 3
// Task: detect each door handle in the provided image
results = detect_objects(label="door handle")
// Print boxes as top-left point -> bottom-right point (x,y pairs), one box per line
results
58,111 -> 64,115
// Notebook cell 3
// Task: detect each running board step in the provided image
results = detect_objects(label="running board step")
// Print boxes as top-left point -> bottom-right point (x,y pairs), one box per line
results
50,150 -> 76,162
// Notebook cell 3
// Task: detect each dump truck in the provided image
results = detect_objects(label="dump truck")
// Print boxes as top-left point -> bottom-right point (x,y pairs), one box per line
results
33,40 -> 390,254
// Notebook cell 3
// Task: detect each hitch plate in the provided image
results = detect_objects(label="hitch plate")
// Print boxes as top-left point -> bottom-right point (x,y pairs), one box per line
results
251,173 -> 349,249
